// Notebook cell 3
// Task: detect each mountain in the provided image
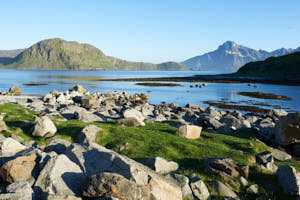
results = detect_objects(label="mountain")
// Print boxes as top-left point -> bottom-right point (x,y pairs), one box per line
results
0,49 -> 25,58
182,41 -> 299,72
0,38 -> 188,71
234,51 -> 300,78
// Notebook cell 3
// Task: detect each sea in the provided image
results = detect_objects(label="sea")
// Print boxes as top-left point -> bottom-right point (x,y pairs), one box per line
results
0,70 -> 300,112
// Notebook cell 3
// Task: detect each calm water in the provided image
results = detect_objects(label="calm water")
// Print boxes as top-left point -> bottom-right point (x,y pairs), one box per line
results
0,70 -> 300,112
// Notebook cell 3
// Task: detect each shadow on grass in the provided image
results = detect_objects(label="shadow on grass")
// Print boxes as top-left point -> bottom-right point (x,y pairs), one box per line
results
207,129 -> 255,140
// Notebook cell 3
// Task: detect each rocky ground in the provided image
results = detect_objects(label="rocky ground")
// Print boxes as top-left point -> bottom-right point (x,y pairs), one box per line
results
0,85 -> 300,200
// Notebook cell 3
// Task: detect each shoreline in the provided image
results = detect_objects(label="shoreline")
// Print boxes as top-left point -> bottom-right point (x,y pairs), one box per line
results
98,75 -> 300,85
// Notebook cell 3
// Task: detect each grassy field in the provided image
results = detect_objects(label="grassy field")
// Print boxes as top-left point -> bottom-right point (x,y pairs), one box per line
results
1,103 -> 299,199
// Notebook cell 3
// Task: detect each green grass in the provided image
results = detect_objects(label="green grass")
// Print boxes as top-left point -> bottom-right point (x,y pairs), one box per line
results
0,103 -> 299,198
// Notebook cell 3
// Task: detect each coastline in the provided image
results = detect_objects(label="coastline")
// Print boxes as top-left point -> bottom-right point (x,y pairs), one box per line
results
98,75 -> 300,85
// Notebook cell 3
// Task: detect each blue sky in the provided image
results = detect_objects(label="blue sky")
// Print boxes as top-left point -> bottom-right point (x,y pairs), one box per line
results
1,0 -> 299,63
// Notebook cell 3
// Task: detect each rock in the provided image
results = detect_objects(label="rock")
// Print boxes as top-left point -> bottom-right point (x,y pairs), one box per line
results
240,176 -> 248,187
247,184 -> 259,194
259,162 -> 278,173
0,120 -> 7,132
277,165 -> 300,195
31,116 -> 57,137
81,95 -> 99,108
74,110 -> 103,123
140,157 -> 179,174
270,148 -> 292,161
117,117 -> 144,127
70,85 -> 86,94
30,101 -> 45,111
65,143 -> 182,200
43,194 -> 82,200
82,172 -> 150,199
0,153 -> 38,184
0,138 -> 26,154
154,114 -> 166,122
185,104 -> 205,112
189,177 -> 210,200
0,181 -> 34,200
268,109 -> 288,118
141,104 -> 154,117
256,151 -> 274,164
10,134 -> 24,143
275,112 -> 300,145
44,138 -> 71,154
177,125 -> 202,139
9,85 -> 22,96
211,180 -> 237,198
123,109 -> 145,126
77,125 -> 102,143
34,154 -> 85,197
171,174 -> 193,199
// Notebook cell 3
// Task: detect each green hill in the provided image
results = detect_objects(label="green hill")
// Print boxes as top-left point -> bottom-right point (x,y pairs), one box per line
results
2,38 -> 188,71
234,51 -> 300,78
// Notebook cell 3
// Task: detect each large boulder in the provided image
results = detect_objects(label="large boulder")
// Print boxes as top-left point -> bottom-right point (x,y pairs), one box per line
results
81,95 -> 99,108
275,112 -> 300,145
44,138 -> 71,154
0,181 -> 34,200
31,116 -> 57,137
123,109 -> 145,126
82,172 -> 150,199
0,138 -> 26,154
277,165 -> 300,195
65,143 -> 182,200
77,125 -> 102,143
34,154 -> 85,197
189,177 -> 210,200
177,125 -> 202,139
9,85 -> 22,96
256,151 -> 274,164
140,157 -> 179,174
0,153 -> 38,184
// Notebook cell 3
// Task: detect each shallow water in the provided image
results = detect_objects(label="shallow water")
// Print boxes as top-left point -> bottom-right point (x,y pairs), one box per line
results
0,70 -> 300,112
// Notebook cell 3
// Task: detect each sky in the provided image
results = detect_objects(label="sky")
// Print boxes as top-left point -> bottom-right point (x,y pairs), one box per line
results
1,0 -> 300,63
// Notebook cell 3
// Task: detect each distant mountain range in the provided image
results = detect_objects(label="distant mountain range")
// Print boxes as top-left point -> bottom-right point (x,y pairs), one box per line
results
0,38 -> 188,71
182,41 -> 300,72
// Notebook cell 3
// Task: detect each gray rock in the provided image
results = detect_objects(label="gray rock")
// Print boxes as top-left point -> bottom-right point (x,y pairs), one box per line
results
44,138 -> 71,154
247,184 -> 259,194
154,114 -> 166,122
0,181 -> 34,200
34,154 -> 85,197
268,109 -> 288,118
177,125 -> 202,139
43,194 -> 82,200
189,177 -> 210,200
123,109 -> 145,126
140,157 -> 179,174
65,143 -> 182,200
256,151 -> 274,164
0,138 -> 26,154
211,180 -> 237,198
82,172 -> 150,199
31,116 -> 57,137
270,148 -> 292,161
274,112 -> 300,146
75,110 -> 103,123
117,117 -> 144,127
277,165 -> 300,195
77,125 -> 102,143
259,162 -> 278,173
240,176 -> 248,187
81,95 -> 99,108
171,174 -> 193,199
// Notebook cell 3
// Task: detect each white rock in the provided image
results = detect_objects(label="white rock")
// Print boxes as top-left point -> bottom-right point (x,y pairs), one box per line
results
32,116 -> 57,137
0,138 -> 26,154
